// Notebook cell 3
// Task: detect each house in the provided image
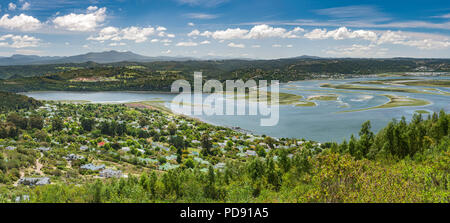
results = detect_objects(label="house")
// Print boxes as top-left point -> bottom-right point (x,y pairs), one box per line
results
166,154 -> 177,161
36,147 -> 51,152
19,177 -> 51,186
194,157 -> 210,165
5,146 -> 16,150
245,150 -> 257,156
99,169 -> 122,178
80,145 -> 89,151
64,154 -> 85,161
214,162 -> 226,169
15,195 -> 30,203
80,164 -> 105,171
159,163 -> 179,171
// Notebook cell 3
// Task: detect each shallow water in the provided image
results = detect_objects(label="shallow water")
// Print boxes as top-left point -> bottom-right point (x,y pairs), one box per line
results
24,76 -> 450,142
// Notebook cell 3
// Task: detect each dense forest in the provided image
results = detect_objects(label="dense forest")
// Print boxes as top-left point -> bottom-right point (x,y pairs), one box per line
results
0,92 -> 42,112
0,93 -> 448,202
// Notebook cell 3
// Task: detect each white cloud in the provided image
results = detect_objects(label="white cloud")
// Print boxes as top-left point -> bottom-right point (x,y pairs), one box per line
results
13,49 -> 42,55
303,27 -> 450,50
304,27 -> 377,42
109,42 -> 126,46
162,49 -> 171,54
376,31 -> 450,50
314,5 -> 387,20
432,13 -> 450,19
88,26 -> 119,41
87,6 -> 98,11
21,2 -> 30,10
88,26 -> 161,43
286,44 -> 293,48
0,14 -> 42,31
157,26 -> 167,32
177,0 -> 229,7
282,19 -> 450,30
251,45 -> 261,48
211,28 -> 248,39
188,22 -> 195,26
200,40 -> 210,44
246,24 -> 303,39
325,44 -> 388,57
184,13 -> 218,19
228,42 -> 245,48
176,41 -> 198,46
0,34 -> 40,48
121,26 -> 156,43
190,24 -> 304,40
8,3 -> 16,10
53,6 -> 106,32
272,44 -> 282,47
188,29 -> 200,37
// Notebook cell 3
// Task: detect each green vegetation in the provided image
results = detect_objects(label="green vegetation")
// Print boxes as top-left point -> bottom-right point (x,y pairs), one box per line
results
354,79 -> 450,88
307,94 -> 338,101
321,83 -> 450,96
340,95 -> 430,113
0,66 -> 186,92
0,91 -> 42,112
232,91 -> 305,105
415,110 -> 431,114
0,93 -> 448,203
294,101 -> 317,107
1,58 -> 450,92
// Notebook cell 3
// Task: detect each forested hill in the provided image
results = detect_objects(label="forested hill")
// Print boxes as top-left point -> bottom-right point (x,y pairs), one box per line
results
0,57 -> 449,92
1,57 -> 449,80
0,92 -> 42,112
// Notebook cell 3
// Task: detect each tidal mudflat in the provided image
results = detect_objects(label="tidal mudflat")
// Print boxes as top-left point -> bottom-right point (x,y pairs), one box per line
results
24,76 -> 450,142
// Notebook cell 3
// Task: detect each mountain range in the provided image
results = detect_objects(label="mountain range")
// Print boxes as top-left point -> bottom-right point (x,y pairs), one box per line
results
0,51 -> 199,66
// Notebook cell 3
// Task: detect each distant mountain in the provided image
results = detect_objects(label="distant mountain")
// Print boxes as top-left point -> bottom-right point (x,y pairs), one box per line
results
0,51 -> 197,66
288,55 -> 323,59
0,54 -> 63,66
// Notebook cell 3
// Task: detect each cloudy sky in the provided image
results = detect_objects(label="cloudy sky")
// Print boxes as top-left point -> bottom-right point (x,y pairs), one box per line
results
0,0 -> 449,58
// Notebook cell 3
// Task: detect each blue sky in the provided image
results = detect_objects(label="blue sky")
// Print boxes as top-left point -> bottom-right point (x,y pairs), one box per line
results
0,0 -> 449,58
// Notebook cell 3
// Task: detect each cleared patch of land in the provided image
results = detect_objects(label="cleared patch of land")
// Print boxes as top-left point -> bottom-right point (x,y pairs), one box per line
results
339,94 -> 430,113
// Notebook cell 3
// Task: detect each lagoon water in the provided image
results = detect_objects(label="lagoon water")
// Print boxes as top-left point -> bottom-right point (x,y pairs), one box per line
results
24,76 -> 450,142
